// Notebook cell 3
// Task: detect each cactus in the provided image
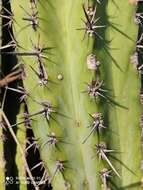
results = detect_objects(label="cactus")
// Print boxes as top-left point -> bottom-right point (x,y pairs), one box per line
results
1,0 -> 143,190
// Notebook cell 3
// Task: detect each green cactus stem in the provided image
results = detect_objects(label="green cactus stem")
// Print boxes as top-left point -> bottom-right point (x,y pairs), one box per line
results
0,0 -> 142,190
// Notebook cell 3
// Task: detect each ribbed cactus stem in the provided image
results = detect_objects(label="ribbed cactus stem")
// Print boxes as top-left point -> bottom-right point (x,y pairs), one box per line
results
0,0 -> 141,190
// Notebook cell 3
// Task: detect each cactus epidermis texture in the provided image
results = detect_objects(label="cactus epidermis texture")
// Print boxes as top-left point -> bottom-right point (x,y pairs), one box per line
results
5,0 -> 143,189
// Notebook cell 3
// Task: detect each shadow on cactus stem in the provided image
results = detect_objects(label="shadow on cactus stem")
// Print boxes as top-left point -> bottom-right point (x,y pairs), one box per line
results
92,0 -> 141,188
109,155 -> 136,176
110,179 -> 141,190
94,0 -> 135,72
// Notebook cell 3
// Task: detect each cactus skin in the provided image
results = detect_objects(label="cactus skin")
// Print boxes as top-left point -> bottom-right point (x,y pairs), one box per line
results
2,0 -> 142,189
